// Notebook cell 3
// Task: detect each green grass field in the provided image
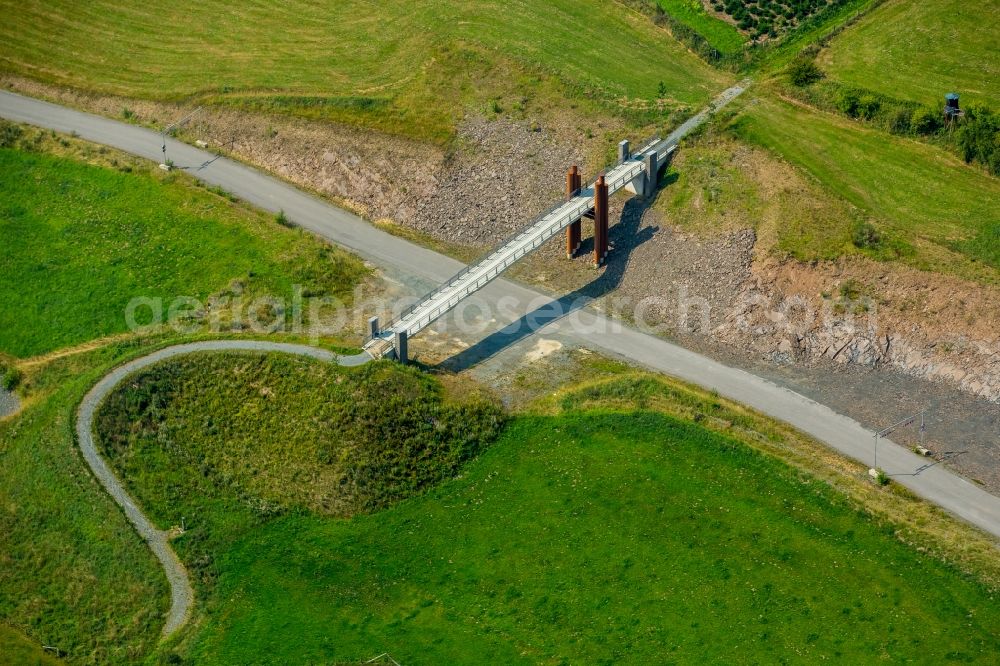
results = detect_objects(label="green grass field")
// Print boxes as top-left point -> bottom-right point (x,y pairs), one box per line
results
657,0 -> 747,54
0,0 -> 729,142
730,95 -> 1000,282
90,356 -> 1000,664
0,128 -> 368,358
0,128 -> 372,663
0,342 -> 172,665
821,0 -> 1000,108
0,624 -> 62,665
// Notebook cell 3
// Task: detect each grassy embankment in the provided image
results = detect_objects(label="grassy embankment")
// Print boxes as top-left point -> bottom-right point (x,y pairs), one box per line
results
727,96 -> 1000,283
0,0 -> 730,143
91,352 -> 1000,664
651,0 -> 998,285
820,0 -> 1000,108
0,123 -> 368,358
0,624 -> 62,665
0,132 -> 371,663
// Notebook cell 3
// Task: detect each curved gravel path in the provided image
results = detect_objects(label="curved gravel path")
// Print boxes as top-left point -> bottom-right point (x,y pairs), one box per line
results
75,340 -> 371,638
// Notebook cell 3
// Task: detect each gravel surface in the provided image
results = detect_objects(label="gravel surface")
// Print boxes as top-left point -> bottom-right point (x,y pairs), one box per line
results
0,387 -> 18,418
409,116 -> 587,246
75,341 -> 370,638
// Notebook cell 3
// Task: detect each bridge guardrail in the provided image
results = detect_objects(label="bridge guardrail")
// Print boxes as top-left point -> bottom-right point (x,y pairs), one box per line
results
371,135 -> 661,341
376,188 -> 589,338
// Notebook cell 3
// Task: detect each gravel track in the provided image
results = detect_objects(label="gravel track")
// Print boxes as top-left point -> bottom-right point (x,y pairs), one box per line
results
75,340 -> 370,638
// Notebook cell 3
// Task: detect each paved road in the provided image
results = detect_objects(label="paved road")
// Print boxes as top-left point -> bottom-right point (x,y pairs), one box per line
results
4,91 -> 998,539
75,340 -> 368,637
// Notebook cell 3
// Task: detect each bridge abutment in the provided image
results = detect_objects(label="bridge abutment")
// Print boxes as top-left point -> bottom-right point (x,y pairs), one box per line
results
394,330 -> 408,364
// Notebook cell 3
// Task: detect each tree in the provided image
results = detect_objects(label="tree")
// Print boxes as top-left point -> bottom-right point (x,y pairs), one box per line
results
956,106 -> 1000,175
788,58 -> 823,86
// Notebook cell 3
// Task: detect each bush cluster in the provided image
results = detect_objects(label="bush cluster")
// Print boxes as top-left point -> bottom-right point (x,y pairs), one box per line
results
790,64 -> 1000,176
96,354 -> 506,516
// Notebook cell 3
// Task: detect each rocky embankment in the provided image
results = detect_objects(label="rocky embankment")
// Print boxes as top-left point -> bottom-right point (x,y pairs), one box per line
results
714,258 -> 1000,403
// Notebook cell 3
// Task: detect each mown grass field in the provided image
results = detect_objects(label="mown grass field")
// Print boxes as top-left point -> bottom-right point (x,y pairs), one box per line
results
656,133 -> 866,260
730,95 -> 1000,282
820,0 -> 1000,108
0,127 -> 368,358
0,0 -> 729,142
90,355 -> 1000,664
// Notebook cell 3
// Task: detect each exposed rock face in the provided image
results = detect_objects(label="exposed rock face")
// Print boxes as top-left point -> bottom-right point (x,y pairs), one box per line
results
712,258 -> 1000,403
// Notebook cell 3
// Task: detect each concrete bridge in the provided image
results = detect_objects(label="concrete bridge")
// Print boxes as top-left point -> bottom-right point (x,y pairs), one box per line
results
364,83 -> 747,362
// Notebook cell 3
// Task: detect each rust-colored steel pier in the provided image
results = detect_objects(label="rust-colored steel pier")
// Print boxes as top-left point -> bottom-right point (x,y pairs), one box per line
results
565,165 -> 582,258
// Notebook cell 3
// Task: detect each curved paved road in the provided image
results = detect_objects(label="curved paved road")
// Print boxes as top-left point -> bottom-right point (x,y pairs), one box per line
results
76,341 -> 370,637
4,92 -> 998,538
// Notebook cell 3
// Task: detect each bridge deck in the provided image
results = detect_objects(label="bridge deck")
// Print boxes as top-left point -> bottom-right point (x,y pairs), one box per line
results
365,138 -> 678,352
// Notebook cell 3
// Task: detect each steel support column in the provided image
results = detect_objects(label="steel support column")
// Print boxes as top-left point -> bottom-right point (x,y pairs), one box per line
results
565,165 -> 582,258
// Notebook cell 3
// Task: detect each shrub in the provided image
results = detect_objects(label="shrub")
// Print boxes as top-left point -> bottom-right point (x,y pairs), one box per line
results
910,106 -> 941,135
839,278 -> 864,301
856,94 -> 881,120
275,209 -> 292,227
851,221 -> 881,250
836,89 -> 860,117
887,107 -> 912,135
956,105 -> 1000,174
2,367 -> 23,391
0,120 -> 23,148
787,58 -> 823,87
